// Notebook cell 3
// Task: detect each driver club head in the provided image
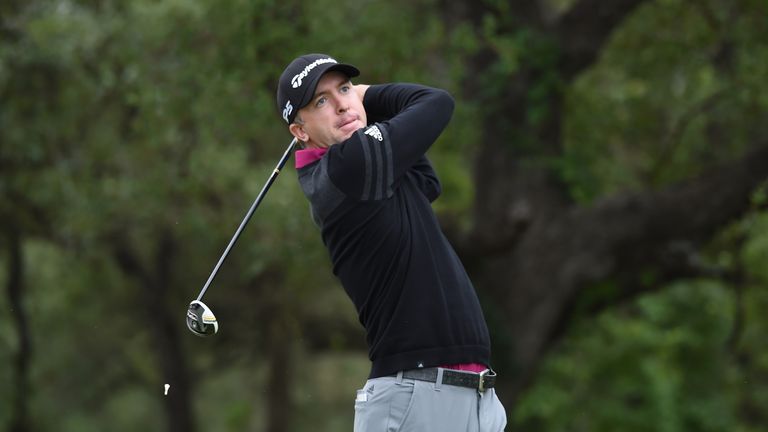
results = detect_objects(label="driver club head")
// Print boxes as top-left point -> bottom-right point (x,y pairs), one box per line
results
186,300 -> 219,337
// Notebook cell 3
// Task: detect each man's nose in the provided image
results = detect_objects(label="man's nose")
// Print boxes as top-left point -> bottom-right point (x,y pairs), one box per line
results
336,96 -> 349,113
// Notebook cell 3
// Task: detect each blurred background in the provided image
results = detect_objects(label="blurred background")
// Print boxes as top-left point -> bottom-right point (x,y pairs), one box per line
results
1,0 -> 767,431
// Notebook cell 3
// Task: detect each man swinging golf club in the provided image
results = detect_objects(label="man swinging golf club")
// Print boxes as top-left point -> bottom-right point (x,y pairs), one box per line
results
277,53 -> 507,431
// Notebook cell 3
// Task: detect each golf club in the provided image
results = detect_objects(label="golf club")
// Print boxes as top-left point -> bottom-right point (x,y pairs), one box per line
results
186,137 -> 298,337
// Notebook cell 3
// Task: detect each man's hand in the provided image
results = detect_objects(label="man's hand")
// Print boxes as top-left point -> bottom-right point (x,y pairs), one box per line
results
354,84 -> 370,103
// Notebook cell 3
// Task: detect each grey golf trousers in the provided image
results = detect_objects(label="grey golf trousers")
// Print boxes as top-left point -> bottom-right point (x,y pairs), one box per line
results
353,369 -> 507,432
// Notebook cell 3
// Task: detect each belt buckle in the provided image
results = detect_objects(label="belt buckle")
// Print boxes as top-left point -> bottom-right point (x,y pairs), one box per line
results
478,369 -> 489,392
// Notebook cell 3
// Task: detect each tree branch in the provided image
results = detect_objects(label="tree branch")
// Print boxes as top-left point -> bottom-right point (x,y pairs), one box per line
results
485,142 -> 768,403
556,0 -> 651,80
649,86 -> 731,183
505,0 -> 547,28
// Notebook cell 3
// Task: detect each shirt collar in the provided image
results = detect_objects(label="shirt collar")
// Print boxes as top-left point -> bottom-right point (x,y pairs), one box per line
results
295,147 -> 328,169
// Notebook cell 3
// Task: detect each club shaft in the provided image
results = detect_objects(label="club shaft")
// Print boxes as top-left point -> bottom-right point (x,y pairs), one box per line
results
196,138 -> 297,301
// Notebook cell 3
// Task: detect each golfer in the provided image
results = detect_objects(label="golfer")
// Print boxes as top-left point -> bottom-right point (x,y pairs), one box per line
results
276,53 -> 507,431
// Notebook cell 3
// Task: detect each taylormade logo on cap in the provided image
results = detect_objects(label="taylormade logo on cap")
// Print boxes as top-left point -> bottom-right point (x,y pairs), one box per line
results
291,57 -> 338,88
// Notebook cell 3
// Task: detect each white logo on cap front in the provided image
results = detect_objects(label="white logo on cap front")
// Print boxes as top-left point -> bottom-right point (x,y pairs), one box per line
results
291,57 -> 337,88
282,100 -> 293,123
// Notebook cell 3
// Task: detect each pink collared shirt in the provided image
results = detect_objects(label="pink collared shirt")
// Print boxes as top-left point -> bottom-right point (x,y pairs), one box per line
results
295,147 -> 329,169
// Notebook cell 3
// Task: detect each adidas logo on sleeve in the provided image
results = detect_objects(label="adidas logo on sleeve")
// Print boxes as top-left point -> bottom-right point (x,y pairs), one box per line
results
364,126 -> 383,142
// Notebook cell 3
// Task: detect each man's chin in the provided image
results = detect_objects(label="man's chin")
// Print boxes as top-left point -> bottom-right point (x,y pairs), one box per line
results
338,122 -> 362,140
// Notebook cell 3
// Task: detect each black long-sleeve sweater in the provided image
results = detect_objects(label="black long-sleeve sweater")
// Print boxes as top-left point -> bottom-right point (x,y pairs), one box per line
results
296,83 -> 491,378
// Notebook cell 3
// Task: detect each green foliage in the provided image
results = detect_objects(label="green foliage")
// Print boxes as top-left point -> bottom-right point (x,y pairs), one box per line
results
561,0 -> 768,202
742,208 -> 768,283
516,189 -> 768,431
515,280 -> 742,431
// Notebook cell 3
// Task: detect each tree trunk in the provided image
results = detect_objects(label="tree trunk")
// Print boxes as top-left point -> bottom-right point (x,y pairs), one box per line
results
112,230 -> 196,432
6,227 -> 32,432
264,305 -> 294,432
152,231 -> 196,432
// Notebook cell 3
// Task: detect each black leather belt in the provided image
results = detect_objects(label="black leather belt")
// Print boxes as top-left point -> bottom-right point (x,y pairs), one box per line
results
395,368 -> 497,392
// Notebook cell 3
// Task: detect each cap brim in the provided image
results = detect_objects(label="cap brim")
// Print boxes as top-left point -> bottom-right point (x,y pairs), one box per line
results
297,63 -> 361,111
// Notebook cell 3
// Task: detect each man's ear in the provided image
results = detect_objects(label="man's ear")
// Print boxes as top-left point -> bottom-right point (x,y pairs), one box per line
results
289,123 -> 309,143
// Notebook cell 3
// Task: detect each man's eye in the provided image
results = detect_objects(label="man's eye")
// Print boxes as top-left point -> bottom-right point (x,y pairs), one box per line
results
340,85 -> 350,93
315,96 -> 327,107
